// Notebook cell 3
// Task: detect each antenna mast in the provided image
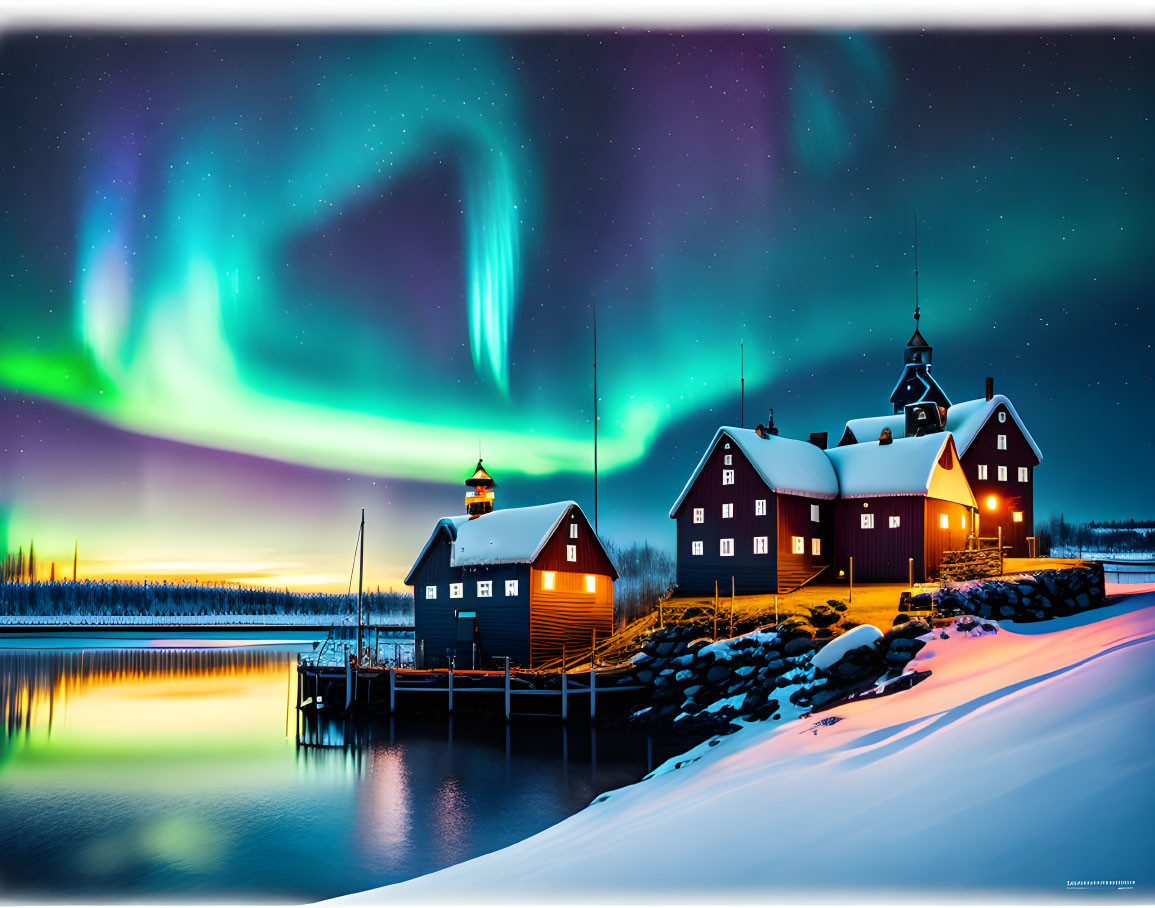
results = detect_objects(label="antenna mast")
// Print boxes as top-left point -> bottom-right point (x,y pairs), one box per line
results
593,302 -> 598,534
740,341 -> 745,428
913,210 -> 920,325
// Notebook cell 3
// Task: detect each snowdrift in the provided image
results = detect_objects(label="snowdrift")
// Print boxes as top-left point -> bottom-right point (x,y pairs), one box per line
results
341,592 -> 1155,904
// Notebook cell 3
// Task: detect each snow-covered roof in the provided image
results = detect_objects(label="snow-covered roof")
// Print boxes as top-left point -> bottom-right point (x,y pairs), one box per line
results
670,427 -> 839,517
405,501 -> 615,584
843,394 -> 1042,462
824,433 -> 955,498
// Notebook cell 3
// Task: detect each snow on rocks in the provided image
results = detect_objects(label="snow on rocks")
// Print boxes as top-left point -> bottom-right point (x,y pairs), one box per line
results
811,624 -> 883,670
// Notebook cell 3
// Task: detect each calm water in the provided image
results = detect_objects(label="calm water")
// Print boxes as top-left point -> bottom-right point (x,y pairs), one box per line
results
0,637 -> 678,902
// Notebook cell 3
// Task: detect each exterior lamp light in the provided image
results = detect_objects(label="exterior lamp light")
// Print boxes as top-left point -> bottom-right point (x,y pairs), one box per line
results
986,496 -> 998,511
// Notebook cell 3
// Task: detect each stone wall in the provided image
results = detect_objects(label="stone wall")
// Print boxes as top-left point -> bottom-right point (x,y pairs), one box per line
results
934,565 -> 1106,622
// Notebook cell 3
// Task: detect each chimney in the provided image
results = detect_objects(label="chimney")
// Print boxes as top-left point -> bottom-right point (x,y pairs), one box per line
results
809,431 -> 828,450
879,427 -> 894,445
766,409 -> 779,436
985,376 -> 994,402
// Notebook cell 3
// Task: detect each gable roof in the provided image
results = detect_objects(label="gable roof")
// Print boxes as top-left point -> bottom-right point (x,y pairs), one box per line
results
824,433 -> 974,506
670,427 -> 840,517
842,394 -> 1042,463
404,501 -> 618,584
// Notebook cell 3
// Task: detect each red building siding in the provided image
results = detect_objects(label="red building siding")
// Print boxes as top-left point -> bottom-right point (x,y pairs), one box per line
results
776,493 -> 832,590
833,497 -> 926,583
959,402 -> 1039,556
923,498 -> 974,579
673,436 -> 778,594
532,504 -> 617,577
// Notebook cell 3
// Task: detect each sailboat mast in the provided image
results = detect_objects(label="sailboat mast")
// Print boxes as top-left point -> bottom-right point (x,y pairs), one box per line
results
357,508 -> 365,660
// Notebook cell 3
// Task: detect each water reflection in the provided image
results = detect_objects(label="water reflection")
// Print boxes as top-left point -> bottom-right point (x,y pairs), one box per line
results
0,644 -> 683,902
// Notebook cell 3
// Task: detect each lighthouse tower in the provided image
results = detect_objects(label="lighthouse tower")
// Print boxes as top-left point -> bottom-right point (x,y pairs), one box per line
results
464,460 -> 496,519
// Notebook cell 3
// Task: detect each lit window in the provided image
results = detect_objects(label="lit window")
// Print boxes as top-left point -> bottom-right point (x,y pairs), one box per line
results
1012,511 -> 1024,523
569,523 -> 578,539
1018,467 -> 1029,483
961,514 -> 967,529
722,503 -> 734,519
861,513 -> 875,529
977,464 -> 988,480
997,434 -> 1007,450
722,469 -> 735,485
792,536 -> 804,554
566,544 -> 577,562
939,514 -> 949,529
724,454 -> 732,465
691,540 -> 703,556
505,579 -> 519,596
811,538 -> 821,557
810,504 -> 820,522
997,465 -> 1008,482
889,515 -> 901,529
755,499 -> 767,516
986,496 -> 998,510
542,571 -> 555,591
720,538 -> 734,557
753,536 -> 769,554
585,575 -> 597,593
450,583 -> 463,599
693,507 -> 704,524
477,580 -> 492,598
998,411 -> 1007,423
425,585 -> 437,599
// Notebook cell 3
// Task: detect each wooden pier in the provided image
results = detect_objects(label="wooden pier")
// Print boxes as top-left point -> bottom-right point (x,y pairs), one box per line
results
295,658 -> 646,723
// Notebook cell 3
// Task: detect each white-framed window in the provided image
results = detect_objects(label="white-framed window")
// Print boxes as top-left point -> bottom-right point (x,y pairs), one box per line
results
998,411 -> 1007,423
755,499 -> 767,516
889,515 -> 901,529
724,454 -> 732,465
720,538 -> 734,557
977,464 -> 988,480
542,571 -> 555,590
997,434 -> 1007,450
566,544 -> 577,562
1012,511 -> 1024,523
861,513 -> 875,529
722,469 -> 735,486
477,580 -> 492,598
569,523 -> 578,539
792,536 -> 804,554
1018,467 -> 1029,483
724,442 -> 731,449
753,536 -> 769,555
722,503 -> 734,519
810,504 -> 820,522
691,540 -> 704,556
505,579 -> 519,596
693,507 -> 705,524
450,582 -> 463,599
584,575 -> 597,593
997,465 -> 1008,482
425,585 -> 437,599
939,514 -> 949,529
811,538 -> 821,556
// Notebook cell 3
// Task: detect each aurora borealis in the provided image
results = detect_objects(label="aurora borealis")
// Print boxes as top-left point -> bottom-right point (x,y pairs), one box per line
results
1,30 -> 1152,590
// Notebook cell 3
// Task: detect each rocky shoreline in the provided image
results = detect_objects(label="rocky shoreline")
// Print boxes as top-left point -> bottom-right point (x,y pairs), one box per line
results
608,565 -> 1108,738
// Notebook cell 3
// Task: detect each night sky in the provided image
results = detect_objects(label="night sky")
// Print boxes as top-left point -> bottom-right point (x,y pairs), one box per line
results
0,30 -> 1152,590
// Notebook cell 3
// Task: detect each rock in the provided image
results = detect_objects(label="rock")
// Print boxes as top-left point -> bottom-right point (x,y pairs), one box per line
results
784,637 -> 816,657
706,665 -> 731,684
635,669 -> 655,684
736,665 -> 755,677
763,658 -> 785,673
808,604 -> 842,629
1076,593 -> 1091,609
892,614 -> 910,626
675,669 -> 693,682
683,684 -> 702,698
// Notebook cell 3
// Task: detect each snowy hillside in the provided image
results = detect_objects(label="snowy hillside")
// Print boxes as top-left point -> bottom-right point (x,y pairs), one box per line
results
344,592 -> 1155,903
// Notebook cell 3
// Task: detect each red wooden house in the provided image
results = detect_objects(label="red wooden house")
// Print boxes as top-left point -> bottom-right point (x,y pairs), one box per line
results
825,433 -> 977,583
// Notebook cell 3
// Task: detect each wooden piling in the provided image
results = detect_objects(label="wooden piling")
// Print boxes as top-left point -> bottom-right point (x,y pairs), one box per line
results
589,663 -> 596,721
345,658 -> 353,711
388,667 -> 395,713
713,580 -> 719,639
849,557 -> 854,603
561,662 -> 568,722
503,656 -> 511,721
448,662 -> 454,713
729,576 -> 735,638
